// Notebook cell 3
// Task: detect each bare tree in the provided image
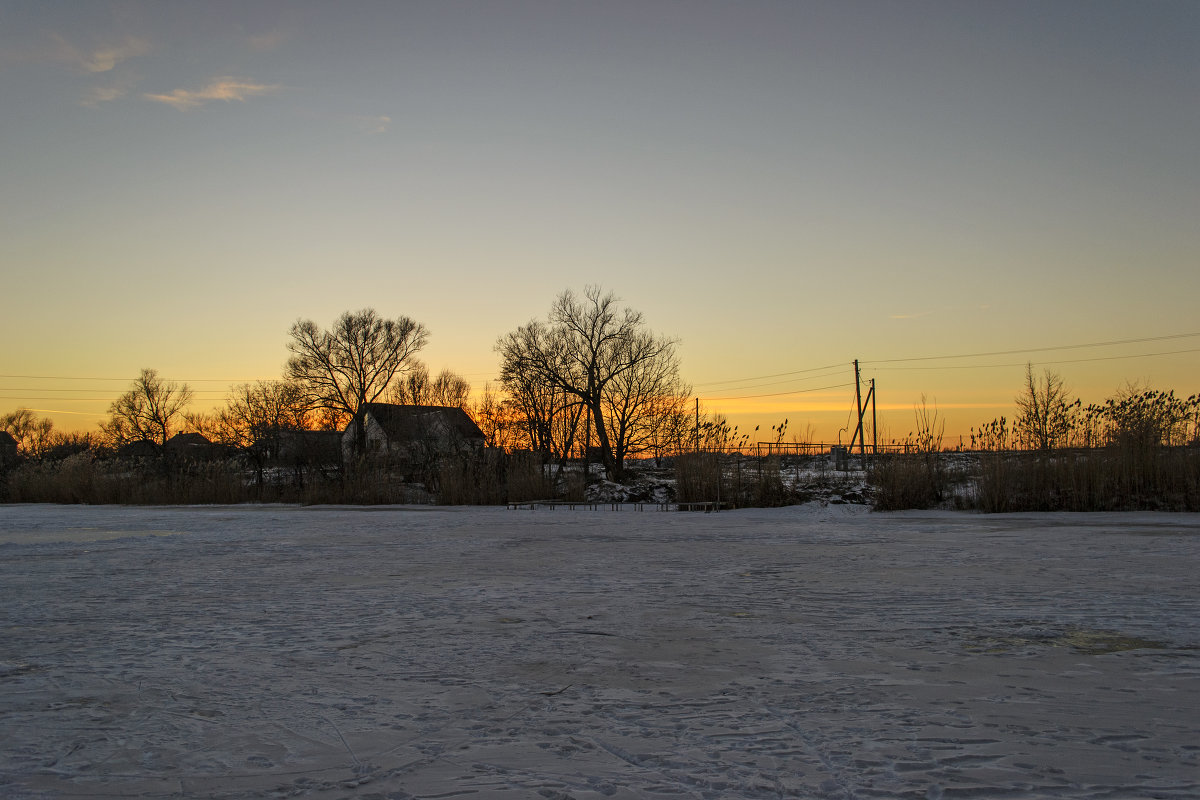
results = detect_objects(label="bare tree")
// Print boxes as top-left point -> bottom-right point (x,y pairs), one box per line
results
1,408 -> 55,458
507,372 -> 585,459
102,368 -> 193,447
212,381 -> 310,452
390,364 -> 471,408
497,287 -> 681,481
181,410 -> 221,441
389,362 -> 432,405
44,430 -> 96,460
600,339 -> 691,466
643,386 -> 695,464
1015,364 -> 1079,451
286,309 -> 428,449
468,383 -> 520,450
201,380 -> 311,485
430,369 -> 471,408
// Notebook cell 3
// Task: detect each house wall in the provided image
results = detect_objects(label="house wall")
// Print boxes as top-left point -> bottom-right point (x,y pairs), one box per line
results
342,411 -> 407,462
343,407 -> 485,463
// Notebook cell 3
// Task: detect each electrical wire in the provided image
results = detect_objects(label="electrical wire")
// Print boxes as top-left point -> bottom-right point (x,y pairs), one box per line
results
0,388 -> 231,394
861,332 -> 1200,365
0,374 -> 269,382
698,368 -> 850,396
868,347 -> 1200,371
0,397 -> 225,402
698,382 -> 855,401
691,362 -> 845,387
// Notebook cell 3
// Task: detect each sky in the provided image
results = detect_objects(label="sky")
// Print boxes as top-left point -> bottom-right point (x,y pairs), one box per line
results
2,0 -> 1198,445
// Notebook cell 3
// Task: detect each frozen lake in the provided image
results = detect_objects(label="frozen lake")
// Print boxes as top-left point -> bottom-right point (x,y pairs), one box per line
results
1,503 -> 1197,799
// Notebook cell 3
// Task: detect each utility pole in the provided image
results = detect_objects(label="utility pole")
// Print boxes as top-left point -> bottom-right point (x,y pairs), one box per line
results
853,359 -> 865,458
849,361 -> 877,461
871,378 -> 877,455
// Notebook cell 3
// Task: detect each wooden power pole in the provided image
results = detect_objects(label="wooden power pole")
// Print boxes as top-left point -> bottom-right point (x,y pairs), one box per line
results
851,360 -> 866,457
850,360 -> 877,458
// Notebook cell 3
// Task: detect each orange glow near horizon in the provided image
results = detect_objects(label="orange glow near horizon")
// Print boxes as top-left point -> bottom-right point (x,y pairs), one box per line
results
8,351 -> 1199,449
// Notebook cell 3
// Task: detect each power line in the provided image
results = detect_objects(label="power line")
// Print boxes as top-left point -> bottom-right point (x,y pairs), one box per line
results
698,382 -> 855,401
692,362 -> 845,387
0,388 -> 231,394
0,374 -> 272,382
699,368 -> 850,396
869,347 -> 1200,371
0,375 -> 143,381
0,397 -> 147,402
862,332 -> 1200,365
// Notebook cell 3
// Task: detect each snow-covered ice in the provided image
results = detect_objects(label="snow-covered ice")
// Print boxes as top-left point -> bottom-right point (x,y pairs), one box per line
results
1,503 -> 1197,799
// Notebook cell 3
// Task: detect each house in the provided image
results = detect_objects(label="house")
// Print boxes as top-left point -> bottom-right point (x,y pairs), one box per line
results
165,432 -> 215,460
342,404 -> 485,464
0,431 -> 19,467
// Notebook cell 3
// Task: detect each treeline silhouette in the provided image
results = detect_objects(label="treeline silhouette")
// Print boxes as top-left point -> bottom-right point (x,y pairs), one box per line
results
3,297 -> 1198,510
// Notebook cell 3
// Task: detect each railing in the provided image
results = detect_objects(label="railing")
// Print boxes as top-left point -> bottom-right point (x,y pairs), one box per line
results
506,500 -> 729,512
749,442 -> 916,457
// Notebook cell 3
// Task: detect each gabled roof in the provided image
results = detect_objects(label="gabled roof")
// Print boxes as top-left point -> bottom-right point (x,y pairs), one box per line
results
166,432 -> 212,449
354,403 -> 484,442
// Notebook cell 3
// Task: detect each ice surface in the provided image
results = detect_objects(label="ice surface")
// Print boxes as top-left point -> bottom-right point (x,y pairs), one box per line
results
1,503 -> 1197,799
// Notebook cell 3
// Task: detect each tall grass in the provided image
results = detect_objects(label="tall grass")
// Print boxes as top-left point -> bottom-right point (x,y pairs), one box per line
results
869,455 -> 945,510
968,448 -> 1200,512
437,450 -> 552,504
2,447 -> 573,507
5,454 -> 250,505
960,389 -> 1200,512
868,396 -> 950,510
674,452 -> 724,504
674,451 -> 832,508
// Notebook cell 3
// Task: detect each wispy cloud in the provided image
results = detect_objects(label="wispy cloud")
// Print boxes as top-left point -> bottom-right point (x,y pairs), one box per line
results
82,84 -> 128,107
890,311 -> 933,320
143,77 -> 281,110
354,115 -> 392,135
50,33 -> 150,73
